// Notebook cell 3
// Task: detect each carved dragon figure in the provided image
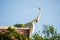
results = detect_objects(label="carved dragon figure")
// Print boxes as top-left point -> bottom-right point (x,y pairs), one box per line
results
24,7 -> 42,33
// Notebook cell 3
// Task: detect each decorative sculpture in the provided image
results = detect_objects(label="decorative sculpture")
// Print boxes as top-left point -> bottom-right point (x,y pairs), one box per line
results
24,7 -> 42,33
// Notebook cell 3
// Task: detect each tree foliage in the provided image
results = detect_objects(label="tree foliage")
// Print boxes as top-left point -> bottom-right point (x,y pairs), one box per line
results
30,25 -> 60,40
32,33 -> 43,40
0,27 -> 27,40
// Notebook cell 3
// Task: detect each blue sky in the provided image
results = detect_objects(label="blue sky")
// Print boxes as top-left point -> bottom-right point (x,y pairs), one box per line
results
0,0 -> 60,33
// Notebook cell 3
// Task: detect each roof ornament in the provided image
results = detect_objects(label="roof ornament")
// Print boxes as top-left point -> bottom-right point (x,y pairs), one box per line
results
31,6 -> 42,23
25,6 -> 42,33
